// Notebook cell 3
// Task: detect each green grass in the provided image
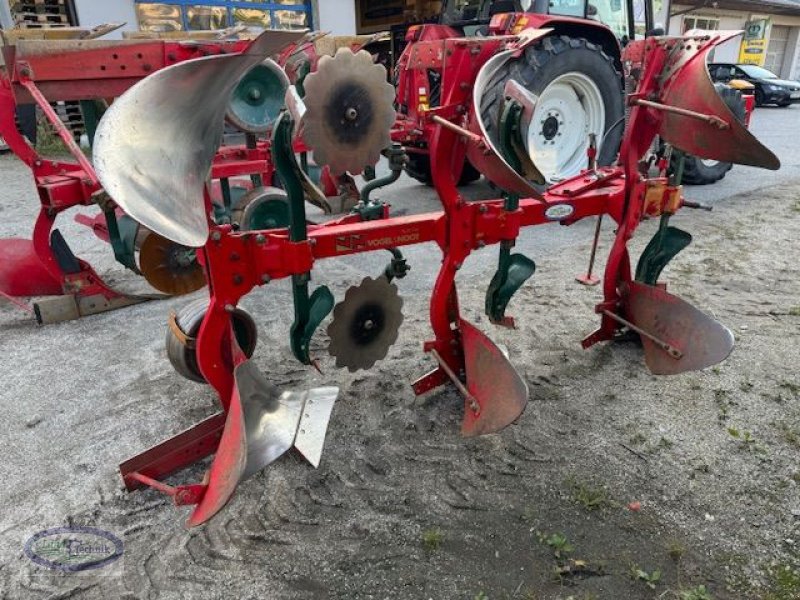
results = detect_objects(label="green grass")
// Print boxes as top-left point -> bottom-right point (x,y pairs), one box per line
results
776,421 -> 800,449
765,563 -> 800,600
667,540 -> 686,562
566,477 -> 615,511
421,527 -> 443,553
680,584 -> 713,600
543,532 -> 573,559
630,565 -> 661,589
34,114 -> 92,160
35,117 -> 72,157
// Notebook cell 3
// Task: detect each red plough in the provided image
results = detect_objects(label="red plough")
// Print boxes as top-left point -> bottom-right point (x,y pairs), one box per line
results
90,30 -> 777,525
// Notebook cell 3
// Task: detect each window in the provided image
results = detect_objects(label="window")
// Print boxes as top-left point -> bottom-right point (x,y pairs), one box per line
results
710,65 -> 731,79
135,1 -> 311,32
549,0 -> 587,19
682,16 -> 719,34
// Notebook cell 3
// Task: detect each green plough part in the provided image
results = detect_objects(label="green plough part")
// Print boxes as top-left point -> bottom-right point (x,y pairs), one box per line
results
635,215 -> 692,286
103,210 -> 139,272
484,97 -> 536,323
273,111 -> 333,364
290,281 -> 334,364
486,244 -> 535,324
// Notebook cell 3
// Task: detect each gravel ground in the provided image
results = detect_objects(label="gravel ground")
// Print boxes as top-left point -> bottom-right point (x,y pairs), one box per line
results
0,107 -> 799,600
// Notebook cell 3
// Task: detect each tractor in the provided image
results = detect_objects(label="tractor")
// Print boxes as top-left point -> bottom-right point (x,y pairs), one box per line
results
392,0 -> 750,187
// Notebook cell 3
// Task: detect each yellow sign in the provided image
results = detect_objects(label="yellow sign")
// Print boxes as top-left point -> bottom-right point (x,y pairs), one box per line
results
738,19 -> 769,66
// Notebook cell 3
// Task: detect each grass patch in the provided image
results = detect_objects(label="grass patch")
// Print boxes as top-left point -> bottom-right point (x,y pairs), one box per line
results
35,116 -> 72,157
716,551 -> 751,595
541,532 -> 574,559
778,380 -> 800,396
765,563 -> 800,600
776,421 -> 800,449
565,477 -> 615,511
715,389 -> 732,422
421,527 -> 443,553
629,432 -> 647,446
630,565 -> 661,589
667,540 -> 686,562
679,584 -> 713,600
727,427 -> 768,456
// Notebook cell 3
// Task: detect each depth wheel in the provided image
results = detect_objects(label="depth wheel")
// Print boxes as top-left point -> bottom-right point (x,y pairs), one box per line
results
166,299 -> 258,383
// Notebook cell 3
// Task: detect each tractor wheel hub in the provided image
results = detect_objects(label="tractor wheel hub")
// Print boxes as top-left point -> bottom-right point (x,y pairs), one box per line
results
541,114 -> 560,140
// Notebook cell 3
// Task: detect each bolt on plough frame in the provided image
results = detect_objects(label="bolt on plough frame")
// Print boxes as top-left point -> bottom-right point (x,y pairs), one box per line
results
92,28 -> 777,526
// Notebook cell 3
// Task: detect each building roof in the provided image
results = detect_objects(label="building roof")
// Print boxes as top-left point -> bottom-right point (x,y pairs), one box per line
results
675,0 -> 800,16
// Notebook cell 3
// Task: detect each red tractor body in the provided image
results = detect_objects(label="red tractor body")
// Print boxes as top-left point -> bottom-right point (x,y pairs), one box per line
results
392,11 -> 625,186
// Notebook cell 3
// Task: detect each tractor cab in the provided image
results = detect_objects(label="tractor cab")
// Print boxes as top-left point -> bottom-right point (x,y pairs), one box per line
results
439,0 -> 667,43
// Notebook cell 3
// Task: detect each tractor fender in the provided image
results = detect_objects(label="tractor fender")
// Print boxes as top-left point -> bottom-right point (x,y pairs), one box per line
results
396,23 -> 461,69
516,14 -> 622,70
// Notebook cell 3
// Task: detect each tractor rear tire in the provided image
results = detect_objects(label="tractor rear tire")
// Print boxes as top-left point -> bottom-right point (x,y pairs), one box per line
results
479,35 -> 624,185
404,152 -> 481,186
679,85 -> 746,185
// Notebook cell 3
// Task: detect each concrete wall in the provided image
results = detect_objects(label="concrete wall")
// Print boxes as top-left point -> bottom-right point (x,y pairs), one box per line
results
0,0 -> 13,29
786,28 -> 800,78
668,9 -> 744,62
315,0 -> 356,35
74,0 -> 138,39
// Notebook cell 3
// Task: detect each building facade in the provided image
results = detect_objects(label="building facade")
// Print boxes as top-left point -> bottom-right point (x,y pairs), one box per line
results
3,1 -> 799,79
669,0 -> 800,79
0,1 -> 445,38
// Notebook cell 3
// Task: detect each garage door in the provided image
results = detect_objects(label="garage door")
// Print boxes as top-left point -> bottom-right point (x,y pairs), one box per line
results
764,24 -> 790,74
135,1 -> 312,32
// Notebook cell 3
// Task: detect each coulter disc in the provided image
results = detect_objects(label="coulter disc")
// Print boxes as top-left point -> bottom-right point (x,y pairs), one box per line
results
327,275 -> 403,372
139,232 -> 206,296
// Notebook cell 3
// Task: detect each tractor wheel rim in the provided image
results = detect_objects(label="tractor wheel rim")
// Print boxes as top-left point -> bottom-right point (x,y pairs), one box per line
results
525,72 -> 605,183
